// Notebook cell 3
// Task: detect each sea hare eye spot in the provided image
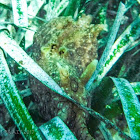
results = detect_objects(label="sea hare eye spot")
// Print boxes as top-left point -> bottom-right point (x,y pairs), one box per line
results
76,47 -> 85,56
66,42 -> 75,49
51,44 -> 58,50
59,47 -> 67,57
59,50 -> 64,55
70,78 -> 78,92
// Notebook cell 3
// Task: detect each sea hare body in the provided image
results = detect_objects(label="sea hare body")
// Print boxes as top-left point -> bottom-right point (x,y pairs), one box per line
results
30,15 -> 103,140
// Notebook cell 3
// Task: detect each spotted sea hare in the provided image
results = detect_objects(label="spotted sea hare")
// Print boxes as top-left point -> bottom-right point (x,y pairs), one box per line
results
29,15 -> 103,140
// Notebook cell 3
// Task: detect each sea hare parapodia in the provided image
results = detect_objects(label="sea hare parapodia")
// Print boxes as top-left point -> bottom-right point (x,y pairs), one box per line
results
29,15 -> 103,140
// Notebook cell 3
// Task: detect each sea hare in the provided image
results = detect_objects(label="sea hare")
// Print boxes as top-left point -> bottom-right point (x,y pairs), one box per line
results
29,15 -> 103,140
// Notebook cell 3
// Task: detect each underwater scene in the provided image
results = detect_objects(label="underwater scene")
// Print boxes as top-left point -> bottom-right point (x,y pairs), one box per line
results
0,0 -> 140,139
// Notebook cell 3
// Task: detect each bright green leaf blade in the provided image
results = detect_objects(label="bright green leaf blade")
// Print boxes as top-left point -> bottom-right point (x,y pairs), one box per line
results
63,0 -> 80,17
0,31 -> 70,100
45,0 -> 69,21
112,82 -> 140,98
131,82 -> 140,95
39,117 -> 77,140
111,77 -> 140,139
54,0 -> 69,18
86,3 -> 140,92
63,0 -> 86,18
0,49 -> 42,140
86,2 -> 127,91
104,82 -> 140,119
0,30 -> 131,139
28,0 -> 45,18
11,0 -> 28,27
0,2 -> 12,10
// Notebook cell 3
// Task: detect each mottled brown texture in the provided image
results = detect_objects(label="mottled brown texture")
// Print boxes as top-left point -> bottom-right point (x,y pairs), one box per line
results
29,15 -> 103,140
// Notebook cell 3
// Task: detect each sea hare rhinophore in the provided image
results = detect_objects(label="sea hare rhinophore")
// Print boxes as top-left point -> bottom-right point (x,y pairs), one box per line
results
29,15 -> 103,140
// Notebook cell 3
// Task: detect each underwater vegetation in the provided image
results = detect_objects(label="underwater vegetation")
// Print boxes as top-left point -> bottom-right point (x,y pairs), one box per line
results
0,0 -> 140,140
